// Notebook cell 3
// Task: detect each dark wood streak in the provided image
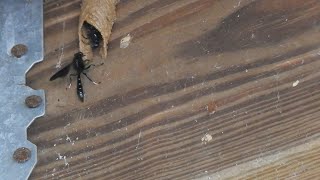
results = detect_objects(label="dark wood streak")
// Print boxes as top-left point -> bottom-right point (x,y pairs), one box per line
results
178,0 -> 320,58
109,0 -> 217,49
114,0 -> 184,29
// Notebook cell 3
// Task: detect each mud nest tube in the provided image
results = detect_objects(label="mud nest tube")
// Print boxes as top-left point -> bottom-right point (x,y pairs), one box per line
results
79,0 -> 119,59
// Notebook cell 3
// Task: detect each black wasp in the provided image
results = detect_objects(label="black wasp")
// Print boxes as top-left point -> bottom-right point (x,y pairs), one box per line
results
83,21 -> 102,49
50,52 -> 101,102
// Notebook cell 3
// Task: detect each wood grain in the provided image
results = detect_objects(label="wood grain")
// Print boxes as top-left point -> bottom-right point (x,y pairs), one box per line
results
27,0 -> 320,179
236,141 -> 320,179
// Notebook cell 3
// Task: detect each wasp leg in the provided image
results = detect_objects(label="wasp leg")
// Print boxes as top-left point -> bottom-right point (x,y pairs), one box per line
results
83,59 -> 91,65
82,72 -> 100,85
84,62 -> 104,70
67,73 -> 78,89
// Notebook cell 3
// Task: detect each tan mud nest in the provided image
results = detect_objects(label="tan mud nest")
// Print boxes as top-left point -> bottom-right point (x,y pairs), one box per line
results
79,0 -> 119,59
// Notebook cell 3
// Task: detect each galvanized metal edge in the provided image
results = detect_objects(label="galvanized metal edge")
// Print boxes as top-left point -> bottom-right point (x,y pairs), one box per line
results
0,0 -> 44,179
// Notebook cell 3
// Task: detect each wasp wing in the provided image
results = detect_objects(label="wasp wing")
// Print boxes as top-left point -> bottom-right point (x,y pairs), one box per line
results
49,63 -> 72,81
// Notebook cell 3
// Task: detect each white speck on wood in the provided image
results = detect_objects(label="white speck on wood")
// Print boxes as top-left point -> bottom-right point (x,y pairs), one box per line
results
136,130 -> 142,149
292,80 -> 299,87
66,135 -> 71,142
66,135 -> 75,145
55,153 -> 69,167
57,153 -> 63,160
63,156 -> 69,167
64,123 -> 71,129
56,21 -> 66,68
201,134 -> 213,144
120,34 -> 132,49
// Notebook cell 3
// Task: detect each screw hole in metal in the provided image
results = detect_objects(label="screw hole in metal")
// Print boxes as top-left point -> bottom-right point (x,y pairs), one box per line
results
11,44 -> 28,58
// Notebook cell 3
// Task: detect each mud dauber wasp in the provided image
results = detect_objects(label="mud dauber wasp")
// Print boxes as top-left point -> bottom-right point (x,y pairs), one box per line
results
50,52 -> 102,102
82,21 -> 102,49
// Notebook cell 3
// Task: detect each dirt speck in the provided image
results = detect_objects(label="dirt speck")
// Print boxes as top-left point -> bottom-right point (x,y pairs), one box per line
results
201,134 -> 213,144
206,101 -> 217,114
292,80 -> 299,87
120,34 -> 132,49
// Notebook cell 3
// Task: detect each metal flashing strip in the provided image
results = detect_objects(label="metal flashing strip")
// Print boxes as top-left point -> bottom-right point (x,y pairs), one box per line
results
0,1 -> 44,179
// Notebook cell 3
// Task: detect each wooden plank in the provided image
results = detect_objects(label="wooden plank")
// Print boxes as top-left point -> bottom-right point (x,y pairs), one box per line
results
236,140 -> 320,179
27,0 -> 320,179
197,138 -> 320,179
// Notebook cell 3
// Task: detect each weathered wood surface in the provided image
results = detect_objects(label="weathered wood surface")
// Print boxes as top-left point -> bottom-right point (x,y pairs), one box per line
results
28,0 -> 320,179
